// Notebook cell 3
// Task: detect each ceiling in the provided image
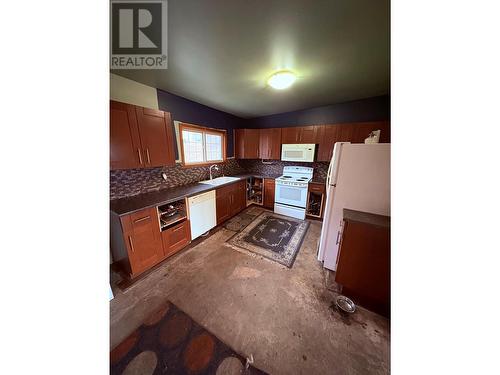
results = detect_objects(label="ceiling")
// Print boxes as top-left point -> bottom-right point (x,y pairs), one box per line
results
112,0 -> 389,118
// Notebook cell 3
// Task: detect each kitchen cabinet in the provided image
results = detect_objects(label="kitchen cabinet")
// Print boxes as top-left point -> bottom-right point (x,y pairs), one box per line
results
335,209 -> 390,317
161,219 -> 191,258
216,180 -> 247,225
234,129 -> 260,159
351,121 -> 390,143
281,126 -> 320,144
281,127 -> 300,143
317,125 -> 339,162
110,100 -> 176,170
263,178 -> 275,209
110,101 -> 142,169
232,180 -> 247,215
259,128 -> 282,159
316,122 -> 390,162
306,182 -> 326,218
120,207 -> 164,277
135,106 -> 176,167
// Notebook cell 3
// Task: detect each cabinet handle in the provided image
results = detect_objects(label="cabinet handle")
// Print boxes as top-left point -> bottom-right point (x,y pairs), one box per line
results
336,231 -> 341,245
134,215 -> 150,223
137,149 -> 143,164
128,236 -> 135,253
146,148 -> 151,164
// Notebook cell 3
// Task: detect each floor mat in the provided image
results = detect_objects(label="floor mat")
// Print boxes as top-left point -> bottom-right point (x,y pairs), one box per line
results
225,211 -> 310,268
111,301 -> 267,375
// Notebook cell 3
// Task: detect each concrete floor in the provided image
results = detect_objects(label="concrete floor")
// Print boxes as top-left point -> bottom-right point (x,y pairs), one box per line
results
110,209 -> 390,375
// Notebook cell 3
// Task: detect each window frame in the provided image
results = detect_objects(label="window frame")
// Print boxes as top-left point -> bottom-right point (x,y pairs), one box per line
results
179,122 -> 227,167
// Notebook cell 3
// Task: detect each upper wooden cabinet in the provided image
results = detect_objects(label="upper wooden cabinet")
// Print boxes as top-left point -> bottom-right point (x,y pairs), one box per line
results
259,128 -> 282,159
281,126 -> 320,144
135,107 -> 176,167
316,121 -> 390,162
234,129 -> 260,159
110,101 -> 142,169
317,125 -> 338,162
110,100 -> 176,170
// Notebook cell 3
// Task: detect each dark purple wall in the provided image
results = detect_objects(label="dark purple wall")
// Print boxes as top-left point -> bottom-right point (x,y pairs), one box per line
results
156,89 -> 246,157
157,89 -> 390,157
244,95 -> 390,128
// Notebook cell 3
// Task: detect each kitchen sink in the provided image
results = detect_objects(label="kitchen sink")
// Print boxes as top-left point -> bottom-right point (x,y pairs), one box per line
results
199,176 -> 241,186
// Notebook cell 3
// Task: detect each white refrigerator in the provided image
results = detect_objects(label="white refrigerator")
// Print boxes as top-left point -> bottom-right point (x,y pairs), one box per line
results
317,142 -> 390,271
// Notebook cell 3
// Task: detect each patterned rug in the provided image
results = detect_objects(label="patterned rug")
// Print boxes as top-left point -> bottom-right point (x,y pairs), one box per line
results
225,212 -> 310,268
111,302 -> 267,375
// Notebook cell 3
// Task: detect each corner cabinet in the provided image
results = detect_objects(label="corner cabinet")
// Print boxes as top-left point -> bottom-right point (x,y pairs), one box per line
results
110,100 -> 176,170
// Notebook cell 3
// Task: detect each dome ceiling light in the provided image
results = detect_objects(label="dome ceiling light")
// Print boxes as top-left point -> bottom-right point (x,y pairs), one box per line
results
267,70 -> 296,90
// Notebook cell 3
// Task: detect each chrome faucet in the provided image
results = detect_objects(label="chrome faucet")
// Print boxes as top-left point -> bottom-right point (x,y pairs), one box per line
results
209,164 -> 219,180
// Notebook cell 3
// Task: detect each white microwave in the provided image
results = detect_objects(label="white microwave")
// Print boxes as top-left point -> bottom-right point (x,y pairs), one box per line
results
281,144 -> 316,162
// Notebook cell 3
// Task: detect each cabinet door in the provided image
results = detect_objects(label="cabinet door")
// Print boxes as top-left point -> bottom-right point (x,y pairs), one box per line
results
110,101 -> 142,170
263,179 -> 275,209
135,107 -> 175,167
234,129 -> 245,159
121,207 -> 163,276
337,124 -> 355,142
216,185 -> 232,224
259,129 -> 271,159
349,121 -> 391,143
269,128 -> 282,159
161,220 -> 191,257
281,127 -> 300,143
317,125 -> 339,161
298,126 -> 320,143
244,129 -> 260,158
235,180 -> 247,213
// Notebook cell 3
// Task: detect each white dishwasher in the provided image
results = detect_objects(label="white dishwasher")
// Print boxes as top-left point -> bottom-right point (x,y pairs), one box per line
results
188,190 -> 217,240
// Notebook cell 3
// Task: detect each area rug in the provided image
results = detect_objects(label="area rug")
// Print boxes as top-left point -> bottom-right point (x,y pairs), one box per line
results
225,211 -> 310,268
111,301 -> 267,375
223,206 -> 265,232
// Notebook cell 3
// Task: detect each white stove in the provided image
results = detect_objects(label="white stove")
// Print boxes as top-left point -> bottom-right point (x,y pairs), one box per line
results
274,166 -> 314,220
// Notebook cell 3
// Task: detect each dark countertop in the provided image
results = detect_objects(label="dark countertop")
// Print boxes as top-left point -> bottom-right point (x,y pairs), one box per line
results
343,208 -> 390,228
110,173 -> 280,216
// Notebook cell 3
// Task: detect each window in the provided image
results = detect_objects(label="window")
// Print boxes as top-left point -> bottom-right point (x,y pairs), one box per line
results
179,123 -> 226,165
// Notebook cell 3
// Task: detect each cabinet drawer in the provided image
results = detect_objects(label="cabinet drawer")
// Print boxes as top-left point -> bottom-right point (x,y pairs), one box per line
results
308,183 -> 325,194
161,220 -> 191,257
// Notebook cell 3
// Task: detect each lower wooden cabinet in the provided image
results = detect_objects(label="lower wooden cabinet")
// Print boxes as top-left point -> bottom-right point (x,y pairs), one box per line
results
216,180 -> 247,225
111,205 -> 192,279
306,182 -> 326,218
120,207 -> 164,276
263,179 -> 275,209
335,209 -> 390,317
161,220 -> 191,258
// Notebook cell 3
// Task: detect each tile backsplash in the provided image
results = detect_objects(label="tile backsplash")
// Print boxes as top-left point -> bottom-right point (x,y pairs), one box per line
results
110,158 -> 329,200
238,159 -> 329,181
110,159 -> 245,200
